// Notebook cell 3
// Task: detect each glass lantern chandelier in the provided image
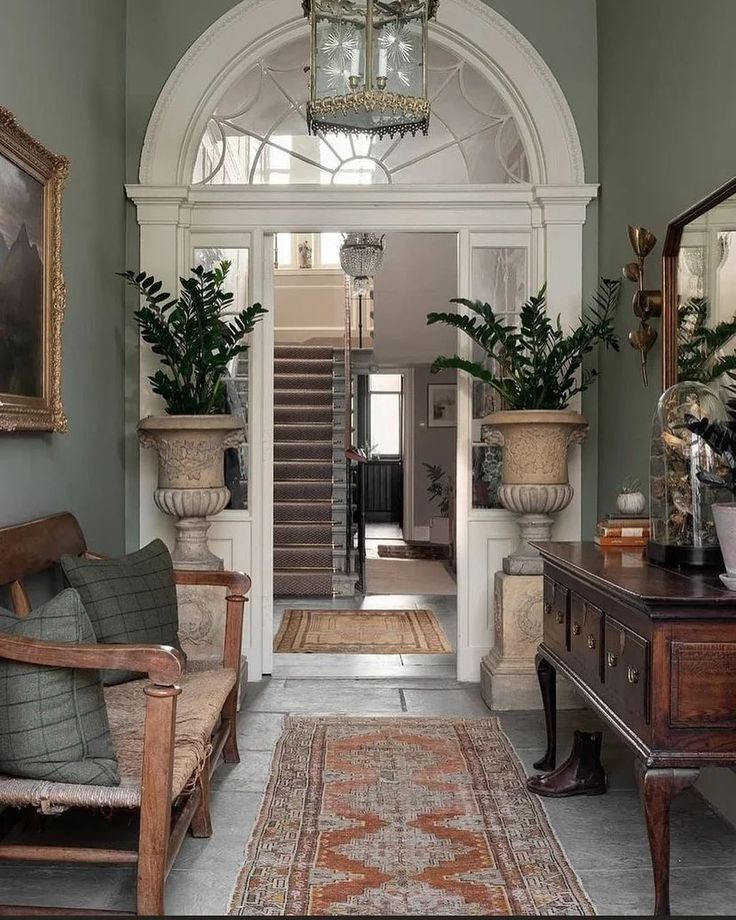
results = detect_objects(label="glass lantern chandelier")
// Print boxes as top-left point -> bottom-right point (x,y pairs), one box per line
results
303,0 -> 440,139
339,233 -> 385,294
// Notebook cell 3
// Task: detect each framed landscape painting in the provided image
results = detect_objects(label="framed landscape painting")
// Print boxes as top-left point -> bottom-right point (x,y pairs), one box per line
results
427,383 -> 457,428
0,107 -> 68,432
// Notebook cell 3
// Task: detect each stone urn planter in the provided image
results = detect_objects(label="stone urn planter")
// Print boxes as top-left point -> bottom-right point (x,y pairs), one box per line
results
138,415 -> 244,570
712,504 -> 736,590
483,409 -> 588,574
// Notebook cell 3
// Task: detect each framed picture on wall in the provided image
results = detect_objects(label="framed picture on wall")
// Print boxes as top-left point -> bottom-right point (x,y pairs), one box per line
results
427,383 -> 457,428
0,106 -> 68,432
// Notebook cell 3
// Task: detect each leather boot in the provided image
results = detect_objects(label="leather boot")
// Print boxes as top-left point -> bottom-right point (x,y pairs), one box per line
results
526,730 -> 607,798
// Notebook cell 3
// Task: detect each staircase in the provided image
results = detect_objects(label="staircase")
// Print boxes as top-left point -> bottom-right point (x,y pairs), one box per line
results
273,345 -> 348,597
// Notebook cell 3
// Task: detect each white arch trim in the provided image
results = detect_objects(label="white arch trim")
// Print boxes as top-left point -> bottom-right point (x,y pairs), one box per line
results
139,0 -> 586,187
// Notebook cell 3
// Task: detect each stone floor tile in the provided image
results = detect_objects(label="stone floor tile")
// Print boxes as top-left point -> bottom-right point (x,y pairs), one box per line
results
0,866 -> 134,912
537,787 -> 736,872
399,653 -> 456,666
175,790 -> 263,872
237,711 -> 287,749
401,687 -> 491,717
245,681 -> 404,713
213,749 -> 274,792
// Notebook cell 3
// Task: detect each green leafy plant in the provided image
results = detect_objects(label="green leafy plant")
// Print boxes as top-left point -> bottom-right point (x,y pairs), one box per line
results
684,371 -> 736,495
678,296 -> 736,383
121,261 -> 267,415
423,462 -> 453,517
620,477 -> 641,494
427,279 -> 621,410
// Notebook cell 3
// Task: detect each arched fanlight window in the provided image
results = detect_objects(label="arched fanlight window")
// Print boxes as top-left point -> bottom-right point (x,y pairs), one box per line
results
192,34 -> 529,186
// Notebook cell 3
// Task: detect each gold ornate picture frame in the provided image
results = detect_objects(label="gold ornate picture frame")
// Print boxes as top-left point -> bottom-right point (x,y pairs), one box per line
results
0,107 -> 68,432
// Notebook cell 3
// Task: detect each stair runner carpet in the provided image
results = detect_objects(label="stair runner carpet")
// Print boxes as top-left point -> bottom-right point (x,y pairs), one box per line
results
273,345 -> 336,597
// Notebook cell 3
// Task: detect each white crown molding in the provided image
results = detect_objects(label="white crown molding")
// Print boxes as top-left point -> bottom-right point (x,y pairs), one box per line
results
139,0 -> 587,188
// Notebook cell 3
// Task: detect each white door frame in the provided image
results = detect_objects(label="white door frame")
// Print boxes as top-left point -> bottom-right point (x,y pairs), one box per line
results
128,0 -> 594,683
127,185 -> 596,682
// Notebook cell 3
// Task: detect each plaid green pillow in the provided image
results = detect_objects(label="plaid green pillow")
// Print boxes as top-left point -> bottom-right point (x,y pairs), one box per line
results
61,539 -> 182,686
0,589 -> 119,785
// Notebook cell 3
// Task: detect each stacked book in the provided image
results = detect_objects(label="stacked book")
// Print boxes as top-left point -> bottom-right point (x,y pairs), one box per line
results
595,515 -> 650,548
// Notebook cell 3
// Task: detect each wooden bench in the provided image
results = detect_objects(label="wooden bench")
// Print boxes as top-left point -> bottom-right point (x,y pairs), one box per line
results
0,512 -> 250,916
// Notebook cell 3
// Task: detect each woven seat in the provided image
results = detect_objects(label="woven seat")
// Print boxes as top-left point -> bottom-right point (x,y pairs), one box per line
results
0,663 -> 237,811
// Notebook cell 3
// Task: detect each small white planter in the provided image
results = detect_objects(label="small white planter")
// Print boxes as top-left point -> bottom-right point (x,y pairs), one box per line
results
430,516 -> 450,545
713,503 -> 736,590
616,491 -> 646,515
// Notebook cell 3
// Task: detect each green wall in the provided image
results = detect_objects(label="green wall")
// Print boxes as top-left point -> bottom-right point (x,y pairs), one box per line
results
0,0 -> 127,553
487,0 -> 600,536
597,0 -> 736,515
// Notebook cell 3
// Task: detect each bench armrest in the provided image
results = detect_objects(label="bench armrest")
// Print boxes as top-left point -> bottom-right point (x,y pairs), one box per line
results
0,633 -> 183,685
173,568 -> 251,599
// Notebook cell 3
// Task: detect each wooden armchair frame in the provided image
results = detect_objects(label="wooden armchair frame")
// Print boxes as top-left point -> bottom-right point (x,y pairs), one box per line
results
0,513 -> 251,916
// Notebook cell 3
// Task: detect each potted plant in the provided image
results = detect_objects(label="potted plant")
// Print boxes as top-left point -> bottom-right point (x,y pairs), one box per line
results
423,462 -> 453,547
684,372 -> 736,588
616,477 -> 646,515
427,280 -> 621,573
122,261 -> 267,569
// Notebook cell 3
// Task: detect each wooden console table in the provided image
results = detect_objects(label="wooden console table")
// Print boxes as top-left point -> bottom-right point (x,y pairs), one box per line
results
534,541 -> 736,916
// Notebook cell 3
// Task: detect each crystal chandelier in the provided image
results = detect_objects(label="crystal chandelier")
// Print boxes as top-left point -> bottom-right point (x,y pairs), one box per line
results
303,1 -> 439,139
339,232 -> 385,294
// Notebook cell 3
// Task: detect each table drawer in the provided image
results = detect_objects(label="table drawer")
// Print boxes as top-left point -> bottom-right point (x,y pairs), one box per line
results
543,576 -> 569,655
570,595 -> 603,684
604,616 -> 649,725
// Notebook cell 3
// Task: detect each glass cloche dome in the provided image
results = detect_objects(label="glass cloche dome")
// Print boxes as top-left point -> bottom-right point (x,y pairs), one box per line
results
649,381 -> 727,566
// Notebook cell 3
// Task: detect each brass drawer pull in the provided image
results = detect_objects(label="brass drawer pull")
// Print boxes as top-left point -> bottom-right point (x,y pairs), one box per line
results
544,602 -> 552,616
572,622 -> 581,636
607,651 -> 618,668
555,611 -> 565,625
627,666 -> 640,685
587,634 -> 597,650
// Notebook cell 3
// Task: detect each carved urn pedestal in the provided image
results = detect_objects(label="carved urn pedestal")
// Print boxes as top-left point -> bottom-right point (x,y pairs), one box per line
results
480,571 -> 578,710
482,410 -> 588,575
138,415 -> 243,570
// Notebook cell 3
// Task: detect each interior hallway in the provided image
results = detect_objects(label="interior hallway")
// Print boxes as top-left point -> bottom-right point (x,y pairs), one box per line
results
363,523 -> 457,596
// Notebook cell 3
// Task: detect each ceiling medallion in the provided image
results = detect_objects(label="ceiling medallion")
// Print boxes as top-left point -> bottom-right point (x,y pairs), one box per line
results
303,1 -> 439,139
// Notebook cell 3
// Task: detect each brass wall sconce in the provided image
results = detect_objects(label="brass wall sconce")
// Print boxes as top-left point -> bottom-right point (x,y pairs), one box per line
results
623,226 -> 662,386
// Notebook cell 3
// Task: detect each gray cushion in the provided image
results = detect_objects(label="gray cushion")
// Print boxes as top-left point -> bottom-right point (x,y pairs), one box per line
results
0,589 -> 119,785
61,540 -> 181,686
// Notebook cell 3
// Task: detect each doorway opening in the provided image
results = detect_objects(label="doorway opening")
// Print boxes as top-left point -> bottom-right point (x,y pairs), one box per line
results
272,230 -> 458,678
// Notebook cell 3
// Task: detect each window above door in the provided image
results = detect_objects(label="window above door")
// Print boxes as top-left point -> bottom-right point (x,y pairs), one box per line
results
191,34 -> 529,187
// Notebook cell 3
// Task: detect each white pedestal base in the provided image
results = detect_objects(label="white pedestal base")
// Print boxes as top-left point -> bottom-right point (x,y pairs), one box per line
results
480,571 -> 578,710
176,583 -> 248,701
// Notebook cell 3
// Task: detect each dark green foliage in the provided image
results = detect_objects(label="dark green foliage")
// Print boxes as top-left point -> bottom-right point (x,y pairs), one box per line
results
120,261 -> 267,415
678,296 -> 736,383
423,462 -> 453,517
426,279 -> 621,410
685,371 -> 736,495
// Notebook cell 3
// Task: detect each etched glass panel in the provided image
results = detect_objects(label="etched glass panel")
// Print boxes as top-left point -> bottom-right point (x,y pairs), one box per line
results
193,246 -> 250,510
470,246 -> 528,509
192,35 -> 530,186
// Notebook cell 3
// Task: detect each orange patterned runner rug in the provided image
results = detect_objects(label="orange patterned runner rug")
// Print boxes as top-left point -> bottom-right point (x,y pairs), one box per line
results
228,717 -> 594,916
274,609 -> 452,654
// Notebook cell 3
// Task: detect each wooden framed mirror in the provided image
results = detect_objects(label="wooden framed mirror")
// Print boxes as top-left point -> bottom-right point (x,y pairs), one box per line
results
662,175 -> 736,389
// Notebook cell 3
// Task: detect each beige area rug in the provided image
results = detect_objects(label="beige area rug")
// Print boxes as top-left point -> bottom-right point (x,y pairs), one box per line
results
365,557 -> 456,595
228,716 -> 594,916
274,609 -> 452,654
